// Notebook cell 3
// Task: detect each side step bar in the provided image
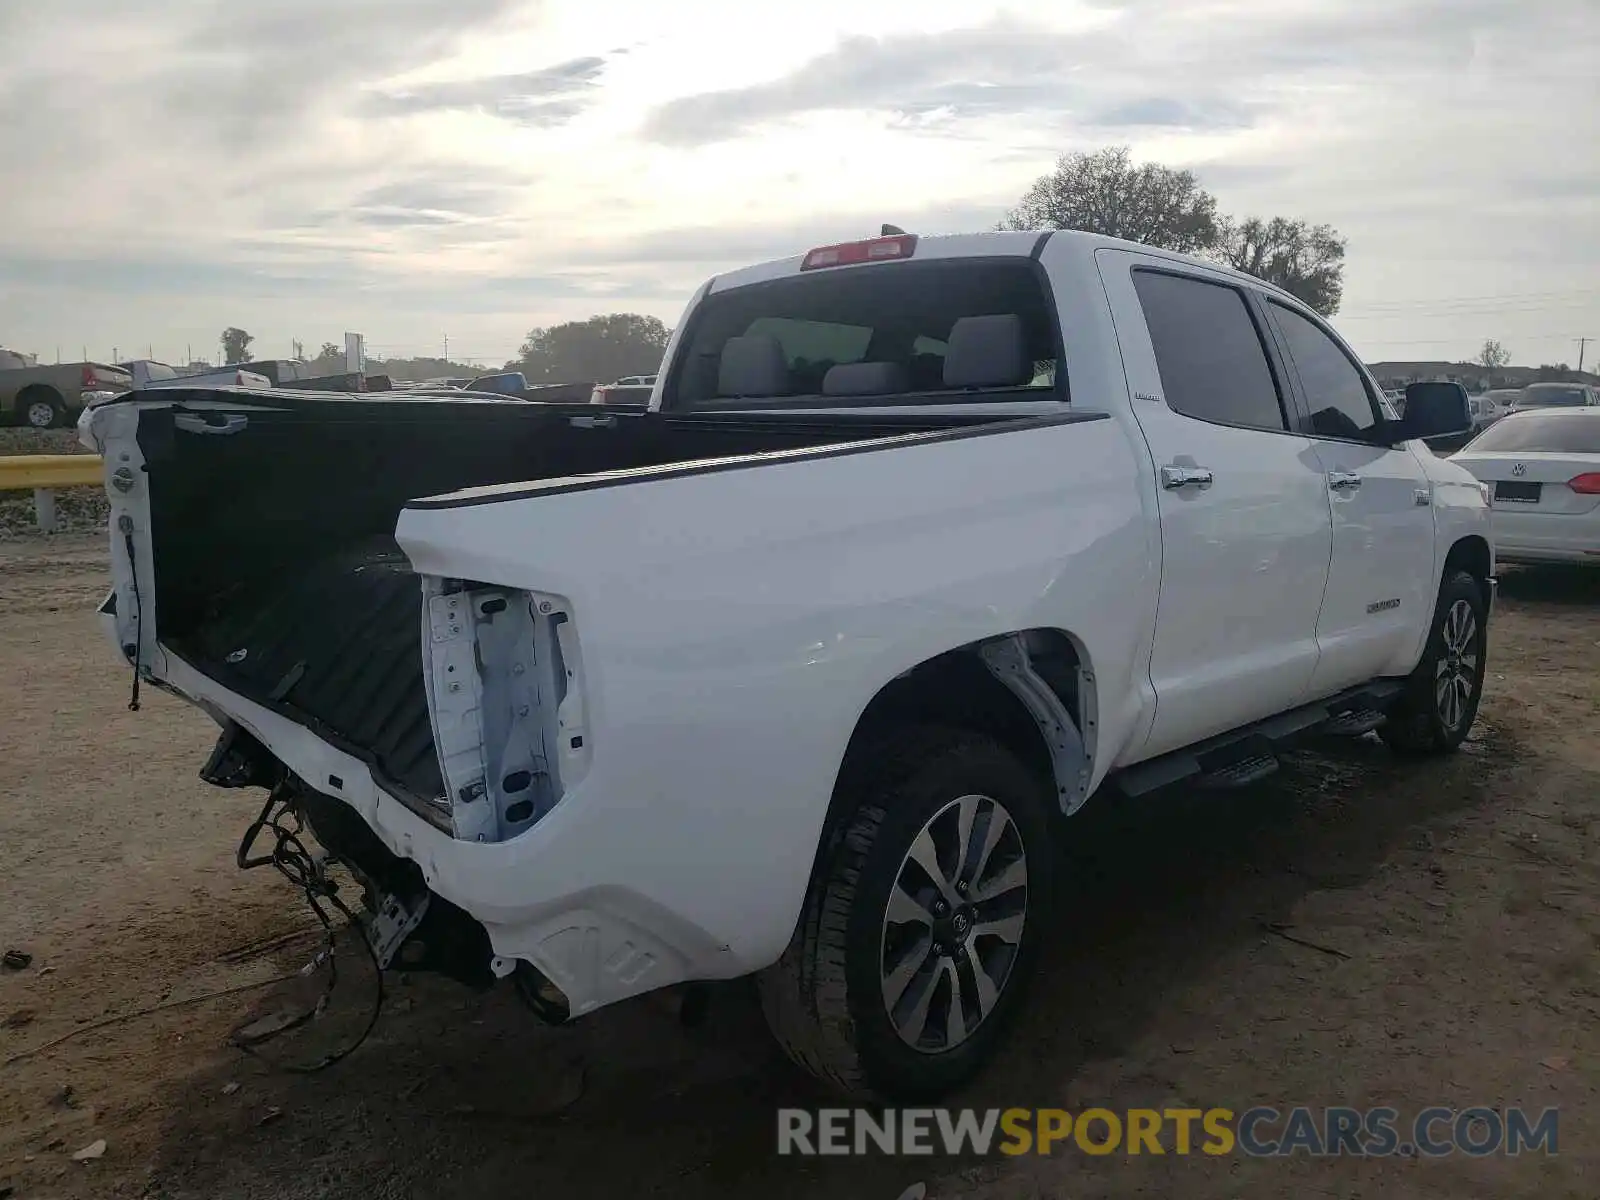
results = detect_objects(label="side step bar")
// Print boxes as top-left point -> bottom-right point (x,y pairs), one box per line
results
1114,680 -> 1404,797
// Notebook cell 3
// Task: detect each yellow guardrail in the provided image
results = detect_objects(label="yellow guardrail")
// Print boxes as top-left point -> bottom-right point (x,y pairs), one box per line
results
0,454 -> 105,532
0,454 -> 105,490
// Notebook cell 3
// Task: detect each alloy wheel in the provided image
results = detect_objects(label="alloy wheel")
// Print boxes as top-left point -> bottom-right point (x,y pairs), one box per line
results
879,793 -> 1030,1053
1433,598 -> 1479,731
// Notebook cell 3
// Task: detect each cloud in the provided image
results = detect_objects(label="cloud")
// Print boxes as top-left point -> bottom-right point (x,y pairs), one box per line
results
1085,97 -> 1256,130
564,200 -> 1015,268
1,0 -> 1596,370
640,0 -> 1527,147
365,56 -> 607,125
640,19 -> 1085,145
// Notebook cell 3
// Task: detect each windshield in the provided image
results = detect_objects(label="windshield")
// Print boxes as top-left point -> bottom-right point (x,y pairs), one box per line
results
664,258 -> 1061,409
1518,385 -> 1588,407
1463,411 -> 1600,454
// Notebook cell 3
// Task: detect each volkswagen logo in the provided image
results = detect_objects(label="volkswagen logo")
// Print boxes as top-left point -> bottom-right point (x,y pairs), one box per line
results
1512,462 -> 1527,476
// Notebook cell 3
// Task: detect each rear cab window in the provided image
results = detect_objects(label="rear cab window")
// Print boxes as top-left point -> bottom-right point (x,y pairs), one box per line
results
662,257 -> 1063,410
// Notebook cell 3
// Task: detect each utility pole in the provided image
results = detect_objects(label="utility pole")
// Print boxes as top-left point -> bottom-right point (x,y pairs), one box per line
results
443,333 -> 449,362
1578,337 -> 1590,375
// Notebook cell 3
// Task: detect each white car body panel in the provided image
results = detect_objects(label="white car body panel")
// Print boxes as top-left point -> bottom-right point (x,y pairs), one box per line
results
84,229 -> 1496,1017
1454,450 -> 1600,564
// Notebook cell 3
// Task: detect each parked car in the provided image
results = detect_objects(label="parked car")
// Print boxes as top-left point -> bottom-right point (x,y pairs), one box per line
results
119,360 -> 272,390
464,371 -> 529,395
83,228 -> 1490,1101
590,374 -> 657,405
1511,382 -> 1600,411
1474,389 -> 1521,428
1,349 -> 131,427
1451,407 -> 1600,564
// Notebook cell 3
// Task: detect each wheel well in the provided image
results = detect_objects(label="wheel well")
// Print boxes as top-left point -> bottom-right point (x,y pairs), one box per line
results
813,630 -> 1089,877
1445,535 -> 1491,585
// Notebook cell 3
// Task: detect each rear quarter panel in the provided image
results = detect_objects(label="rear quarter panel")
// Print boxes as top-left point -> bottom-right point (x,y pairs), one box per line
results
394,416 -> 1154,971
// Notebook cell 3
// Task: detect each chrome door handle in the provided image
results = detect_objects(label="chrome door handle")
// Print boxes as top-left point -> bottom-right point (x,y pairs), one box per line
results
1328,471 -> 1363,491
1160,464 -> 1214,490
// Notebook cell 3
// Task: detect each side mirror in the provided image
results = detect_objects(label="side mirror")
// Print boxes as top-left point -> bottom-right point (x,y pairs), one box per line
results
1396,381 -> 1472,441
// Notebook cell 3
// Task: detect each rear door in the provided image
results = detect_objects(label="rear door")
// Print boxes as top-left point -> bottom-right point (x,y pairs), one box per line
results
1262,300 -> 1438,693
1099,251 -> 1335,759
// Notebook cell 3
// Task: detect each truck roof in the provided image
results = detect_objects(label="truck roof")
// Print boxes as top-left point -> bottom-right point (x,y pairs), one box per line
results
707,228 -> 1301,307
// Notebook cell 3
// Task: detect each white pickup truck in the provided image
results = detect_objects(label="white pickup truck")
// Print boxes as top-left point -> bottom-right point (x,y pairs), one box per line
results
82,230 -> 1492,1099
119,360 -> 273,391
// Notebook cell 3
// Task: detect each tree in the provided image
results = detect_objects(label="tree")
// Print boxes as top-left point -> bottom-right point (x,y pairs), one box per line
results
1213,216 -> 1347,316
999,145 -> 1221,254
316,341 -> 343,362
513,313 -> 671,384
221,327 -> 254,364
1477,339 -> 1512,370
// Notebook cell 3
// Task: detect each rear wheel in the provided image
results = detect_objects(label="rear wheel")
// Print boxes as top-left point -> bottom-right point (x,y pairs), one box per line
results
757,728 -> 1054,1100
21,391 -> 64,429
1379,570 -> 1487,754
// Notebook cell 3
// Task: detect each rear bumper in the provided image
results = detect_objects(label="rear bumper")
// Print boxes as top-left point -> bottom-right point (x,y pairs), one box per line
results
118,637 -> 785,1017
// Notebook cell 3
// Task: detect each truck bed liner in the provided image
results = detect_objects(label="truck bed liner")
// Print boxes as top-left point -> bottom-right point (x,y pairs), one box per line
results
169,537 -> 441,801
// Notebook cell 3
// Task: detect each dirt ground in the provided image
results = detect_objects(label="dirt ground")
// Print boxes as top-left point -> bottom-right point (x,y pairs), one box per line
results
1,535 -> 1596,1200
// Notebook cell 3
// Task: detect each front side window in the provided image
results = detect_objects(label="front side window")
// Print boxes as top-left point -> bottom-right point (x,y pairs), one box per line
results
1131,269 -> 1287,432
1270,303 -> 1380,439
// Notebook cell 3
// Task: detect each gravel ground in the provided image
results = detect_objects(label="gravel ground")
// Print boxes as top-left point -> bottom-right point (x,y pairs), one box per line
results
0,537 -> 1596,1199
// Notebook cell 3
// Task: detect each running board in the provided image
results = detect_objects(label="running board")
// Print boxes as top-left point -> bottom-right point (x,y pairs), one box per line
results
1114,680 -> 1405,798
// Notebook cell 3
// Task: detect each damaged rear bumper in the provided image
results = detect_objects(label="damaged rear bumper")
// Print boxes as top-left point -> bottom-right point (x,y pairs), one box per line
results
151,651 -> 745,1017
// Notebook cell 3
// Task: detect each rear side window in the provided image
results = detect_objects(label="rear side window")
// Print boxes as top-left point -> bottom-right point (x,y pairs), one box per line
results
1270,303 -> 1380,439
665,259 -> 1060,409
1467,411 -> 1600,454
1132,270 -> 1287,432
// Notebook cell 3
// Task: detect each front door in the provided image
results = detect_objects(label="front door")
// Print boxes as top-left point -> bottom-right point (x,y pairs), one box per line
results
1264,300 -> 1438,694
1099,252 -> 1336,761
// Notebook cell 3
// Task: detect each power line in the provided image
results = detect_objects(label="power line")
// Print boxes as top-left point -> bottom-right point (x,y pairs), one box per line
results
1342,286 -> 1600,312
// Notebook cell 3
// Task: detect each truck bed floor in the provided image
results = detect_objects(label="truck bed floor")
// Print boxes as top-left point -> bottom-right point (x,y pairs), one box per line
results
169,537 -> 442,801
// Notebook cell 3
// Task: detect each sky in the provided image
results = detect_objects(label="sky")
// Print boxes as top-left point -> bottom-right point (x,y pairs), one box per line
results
0,0 -> 1596,370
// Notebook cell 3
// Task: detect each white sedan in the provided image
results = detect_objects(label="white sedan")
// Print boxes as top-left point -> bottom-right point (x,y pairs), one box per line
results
1452,408 -> 1600,565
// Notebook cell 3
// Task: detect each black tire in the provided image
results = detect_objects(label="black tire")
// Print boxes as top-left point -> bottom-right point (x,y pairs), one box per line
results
1379,570 -> 1488,755
20,390 -> 65,429
757,727 -> 1055,1100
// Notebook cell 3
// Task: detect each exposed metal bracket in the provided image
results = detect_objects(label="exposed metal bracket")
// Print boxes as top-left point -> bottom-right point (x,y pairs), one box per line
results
366,891 -> 430,970
979,635 -> 1092,815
